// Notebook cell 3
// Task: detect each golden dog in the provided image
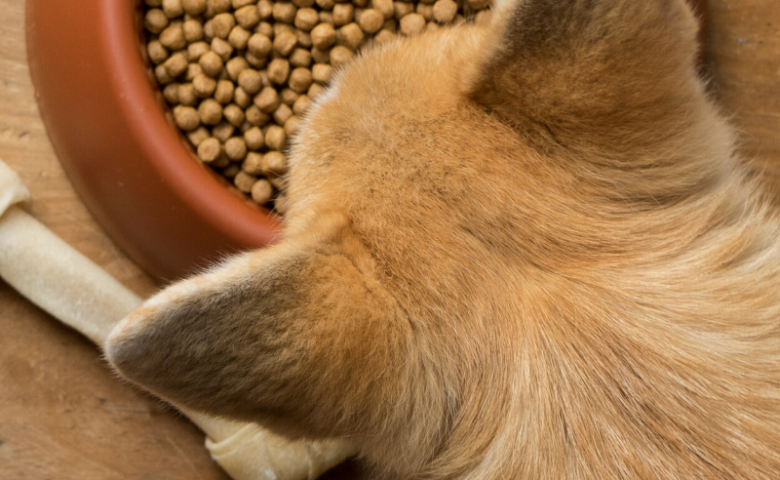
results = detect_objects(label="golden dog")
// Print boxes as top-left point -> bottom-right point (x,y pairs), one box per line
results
106,0 -> 780,477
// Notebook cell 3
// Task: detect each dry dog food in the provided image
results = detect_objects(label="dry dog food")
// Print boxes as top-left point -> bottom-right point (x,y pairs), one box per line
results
143,0 -> 492,212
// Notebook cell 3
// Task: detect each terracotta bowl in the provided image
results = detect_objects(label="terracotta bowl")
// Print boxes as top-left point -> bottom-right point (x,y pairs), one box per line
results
25,0 -> 708,281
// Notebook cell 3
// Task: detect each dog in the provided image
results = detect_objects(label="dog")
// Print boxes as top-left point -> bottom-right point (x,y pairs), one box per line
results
105,0 -> 780,478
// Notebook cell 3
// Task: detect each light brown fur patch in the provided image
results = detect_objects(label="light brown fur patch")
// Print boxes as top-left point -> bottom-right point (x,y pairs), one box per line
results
106,0 -> 780,478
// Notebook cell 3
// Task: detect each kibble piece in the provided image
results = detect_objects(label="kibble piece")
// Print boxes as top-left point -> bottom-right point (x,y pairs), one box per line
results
468,0 -> 490,9
273,103 -> 294,125
281,88 -> 300,105
432,0 -> 456,23
310,23 -> 336,49
474,9 -> 492,26
246,105 -> 271,125
229,87 -> 249,109
144,9 -> 169,34
172,107 -> 198,132
224,104 -> 247,127
187,126 -> 211,146
147,40 -> 169,65
284,115 -> 301,136
199,50 -> 224,76
159,24 -> 187,50
425,21 -> 440,33
353,8 -> 365,24
274,194 -> 290,214
374,28 -> 395,44
353,0 -> 369,7
227,26 -> 251,49
416,3 -> 433,21
247,33 -> 273,57
163,83 -> 180,104
185,63 -> 203,81
264,125 -> 287,150
211,12 -> 236,39
182,0 -> 207,15
358,9 -> 384,33
235,4 -> 261,28
225,136 -> 248,160
257,0 -> 274,19
234,171 -> 257,193
255,19 -> 273,36
319,11 -> 335,25
307,81 -> 326,98
292,94 -> 312,115
237,68 -> 263,94
244,127 -> 265,150
315,0 -> 335,10
329,45 -> 353,66
162,0 -> 185,17
222,58 -> 247,81
399,13 -> 425,35
294,8 -> 319,30
254,86 -> 280,113
273,2 -> 297,23
212,121 -> 236,141
274,23 -> 296,38
243,151 -> 264,173
262,151 -> 287,174
288,67 -> 312,93
372,0 -> 394,19
311,47 -> 330,64
197,137 -> 222,162
178,83 -> 198,105
382,18 -> 396,31
289,48 -> 312,67
267,58 -> 291,85
211,37 -> 234,61
209,0 -> 232,13
187,42 -> 209,62
192,73 -> 218,97
198,98 -> 224,125
221,161 -> 240,176
211,80 -> 233,104
232,0 -> 256,8
393,2 -> 414,19
182,20 -> 203,42
311,63 -> 332,83
163,52 -> 188,78
203,19 -> 216,39
295,30 -> 313,48
274,31 -> 298,56
251,179 -> 274,204
332,3 -> 354,25
155,64 -> 174,84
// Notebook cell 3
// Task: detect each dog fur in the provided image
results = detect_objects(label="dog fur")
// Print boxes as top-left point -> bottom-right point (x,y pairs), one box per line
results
105,0 -> 780,478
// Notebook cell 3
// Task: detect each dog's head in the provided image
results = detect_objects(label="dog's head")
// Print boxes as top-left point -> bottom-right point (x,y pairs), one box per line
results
106,0 -> 731,473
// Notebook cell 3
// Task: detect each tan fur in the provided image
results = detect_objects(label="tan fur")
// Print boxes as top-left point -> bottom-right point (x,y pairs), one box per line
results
106,0 -> 780,478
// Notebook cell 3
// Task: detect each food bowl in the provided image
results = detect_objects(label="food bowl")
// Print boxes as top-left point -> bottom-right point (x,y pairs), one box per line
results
25,0 -> 708,281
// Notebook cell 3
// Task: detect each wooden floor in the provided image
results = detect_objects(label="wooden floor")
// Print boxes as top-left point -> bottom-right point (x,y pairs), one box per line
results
0,0 -> 779,478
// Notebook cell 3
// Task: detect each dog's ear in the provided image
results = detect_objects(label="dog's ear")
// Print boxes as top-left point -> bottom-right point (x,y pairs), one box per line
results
104,215 -> 412,438
463,0 -> 702,153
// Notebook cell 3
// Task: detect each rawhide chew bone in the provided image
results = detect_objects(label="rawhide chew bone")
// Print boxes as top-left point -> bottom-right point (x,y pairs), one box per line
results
0,158 -> 355,480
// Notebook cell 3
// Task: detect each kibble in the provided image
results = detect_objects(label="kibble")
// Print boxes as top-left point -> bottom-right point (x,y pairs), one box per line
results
144,0 -> 492,211
197,137 -> 222,162
251,178 -> 274,204
225,136 -> 248,159
198,98 -> 224,124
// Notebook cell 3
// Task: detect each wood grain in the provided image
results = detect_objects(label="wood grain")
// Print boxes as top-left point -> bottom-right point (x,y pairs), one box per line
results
0,0 -> 778,478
